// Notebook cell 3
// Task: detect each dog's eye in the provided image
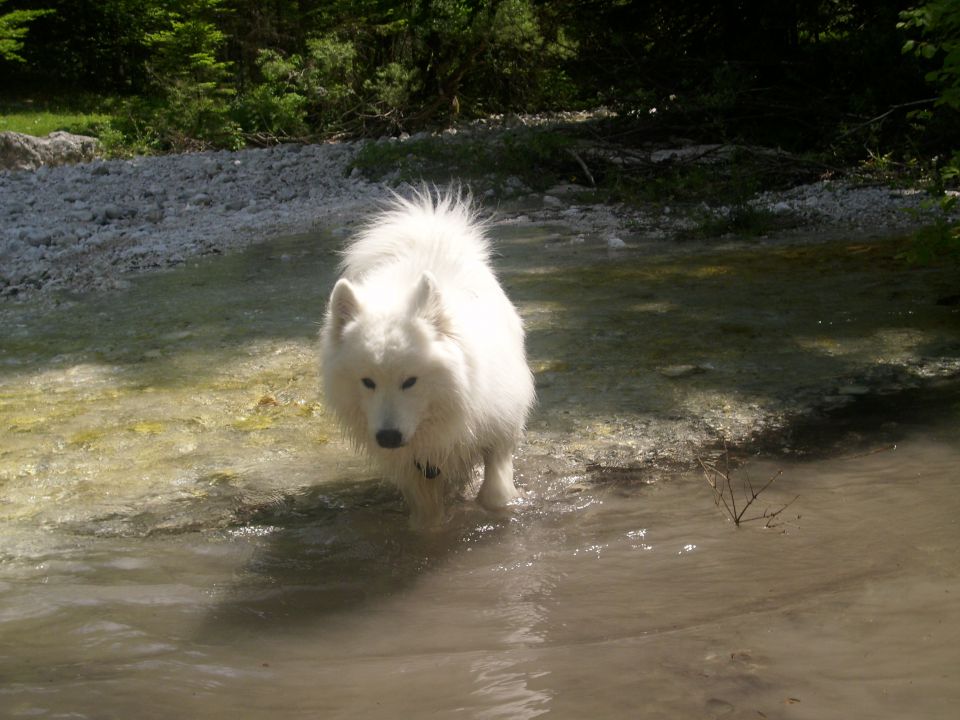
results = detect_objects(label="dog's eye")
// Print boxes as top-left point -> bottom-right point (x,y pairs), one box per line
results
361,377 -> 376,389
401,377 -> 417,390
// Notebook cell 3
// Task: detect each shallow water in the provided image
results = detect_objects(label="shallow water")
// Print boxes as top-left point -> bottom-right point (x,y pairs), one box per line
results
1,226 -> 958,718
2,423 -> 958,719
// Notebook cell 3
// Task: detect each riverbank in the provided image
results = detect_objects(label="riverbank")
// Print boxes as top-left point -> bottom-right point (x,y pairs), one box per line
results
1,126 -> 957,302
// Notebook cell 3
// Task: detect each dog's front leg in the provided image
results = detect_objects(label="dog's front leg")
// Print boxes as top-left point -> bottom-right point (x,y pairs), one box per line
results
477,447 -> 521,510
398,469 -> 446,529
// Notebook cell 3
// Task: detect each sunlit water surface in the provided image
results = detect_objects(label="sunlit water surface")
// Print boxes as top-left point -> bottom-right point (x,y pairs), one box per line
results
1,228 -> 958,718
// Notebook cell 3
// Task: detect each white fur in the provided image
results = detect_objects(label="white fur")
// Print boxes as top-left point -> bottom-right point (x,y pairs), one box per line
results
320,190 -> 535,527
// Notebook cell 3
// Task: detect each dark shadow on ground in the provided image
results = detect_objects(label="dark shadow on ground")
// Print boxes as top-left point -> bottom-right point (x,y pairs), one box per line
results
500,228 -> 959,429
752,374 -> 960,459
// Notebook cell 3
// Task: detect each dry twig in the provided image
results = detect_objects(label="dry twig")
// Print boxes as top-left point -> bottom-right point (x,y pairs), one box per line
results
699,445 -> 798,528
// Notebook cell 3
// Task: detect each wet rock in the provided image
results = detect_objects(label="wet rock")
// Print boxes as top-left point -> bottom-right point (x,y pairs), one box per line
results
704,698 -> 735,718
821,395 -> 854,410
838,384 -> 870,396
650,143 -> 728,164
659,364 -> 709,378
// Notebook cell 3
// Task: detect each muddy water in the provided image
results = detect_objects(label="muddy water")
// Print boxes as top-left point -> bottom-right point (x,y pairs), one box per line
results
1,226 -> 959,718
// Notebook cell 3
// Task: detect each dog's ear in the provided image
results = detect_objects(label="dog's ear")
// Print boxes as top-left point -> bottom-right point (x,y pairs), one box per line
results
412,271 -> 452,336
327,278 -> 361,340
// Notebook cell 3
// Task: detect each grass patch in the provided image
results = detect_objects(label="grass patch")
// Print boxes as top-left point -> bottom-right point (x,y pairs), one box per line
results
0,108 -> 113,137
0,97 -> 115,137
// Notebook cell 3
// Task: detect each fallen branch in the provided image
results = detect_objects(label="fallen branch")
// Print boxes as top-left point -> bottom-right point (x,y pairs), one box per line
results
836,98 -> 939,141
565,147 -> 596,187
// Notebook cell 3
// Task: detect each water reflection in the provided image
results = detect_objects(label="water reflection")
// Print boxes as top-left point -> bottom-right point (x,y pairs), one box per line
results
470,655 -> 552,719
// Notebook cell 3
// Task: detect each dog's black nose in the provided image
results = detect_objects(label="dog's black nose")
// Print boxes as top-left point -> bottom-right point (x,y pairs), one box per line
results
376,429 -> 403,448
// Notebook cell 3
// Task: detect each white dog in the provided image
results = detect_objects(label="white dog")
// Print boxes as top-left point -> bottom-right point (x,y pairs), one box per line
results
320,189 -> 535,526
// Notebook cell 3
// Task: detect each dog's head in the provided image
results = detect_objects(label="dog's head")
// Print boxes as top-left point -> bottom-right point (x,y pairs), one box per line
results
321,272 -> 467,453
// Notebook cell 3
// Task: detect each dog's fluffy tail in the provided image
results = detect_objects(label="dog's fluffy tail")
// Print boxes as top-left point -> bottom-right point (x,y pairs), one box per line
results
340,185 -> 491,279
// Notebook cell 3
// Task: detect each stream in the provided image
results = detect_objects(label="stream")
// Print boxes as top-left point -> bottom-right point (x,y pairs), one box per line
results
1,224 -> 958,718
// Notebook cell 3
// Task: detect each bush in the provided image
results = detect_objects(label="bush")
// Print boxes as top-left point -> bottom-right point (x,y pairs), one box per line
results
140,0 -> 241,149
900,1 -> 960,112
234,36 -> 358,139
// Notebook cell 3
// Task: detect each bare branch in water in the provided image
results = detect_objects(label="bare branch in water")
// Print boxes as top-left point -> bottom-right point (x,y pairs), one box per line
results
699,445 -> 797,528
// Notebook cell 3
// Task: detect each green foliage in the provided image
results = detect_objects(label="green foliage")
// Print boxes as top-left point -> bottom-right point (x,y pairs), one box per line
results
142,0 -> 240,149
364,62 -> 419,121
1,0 -> 958,160
234,50 -> 310,137
898,153 -> 960,264
898,203 -> 960,264
900,1 -> 960,111
0,0 -> 52,63
467,0 -> 578,112
898,2 -> 960,263
234,36 -> 358,137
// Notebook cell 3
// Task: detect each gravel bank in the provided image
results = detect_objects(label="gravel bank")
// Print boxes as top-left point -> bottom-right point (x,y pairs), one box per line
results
0,141 -> 381,299
1,135 -> 956,301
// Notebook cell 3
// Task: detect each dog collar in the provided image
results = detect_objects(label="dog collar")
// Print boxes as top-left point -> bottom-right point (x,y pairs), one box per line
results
415,461 -> 441,479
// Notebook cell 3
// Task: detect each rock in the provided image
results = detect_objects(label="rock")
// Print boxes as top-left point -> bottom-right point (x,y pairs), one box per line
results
838,384 -> 870,396
144,207 -> 164,223
650,143 -> 726,164
69,209 -> 96,222
659,364 -> 708,379
0,131 -> 101,171
24,230 -> 54,247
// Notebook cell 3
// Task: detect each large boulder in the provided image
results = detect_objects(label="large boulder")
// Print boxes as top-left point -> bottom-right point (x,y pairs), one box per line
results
0,130 -> 101,171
